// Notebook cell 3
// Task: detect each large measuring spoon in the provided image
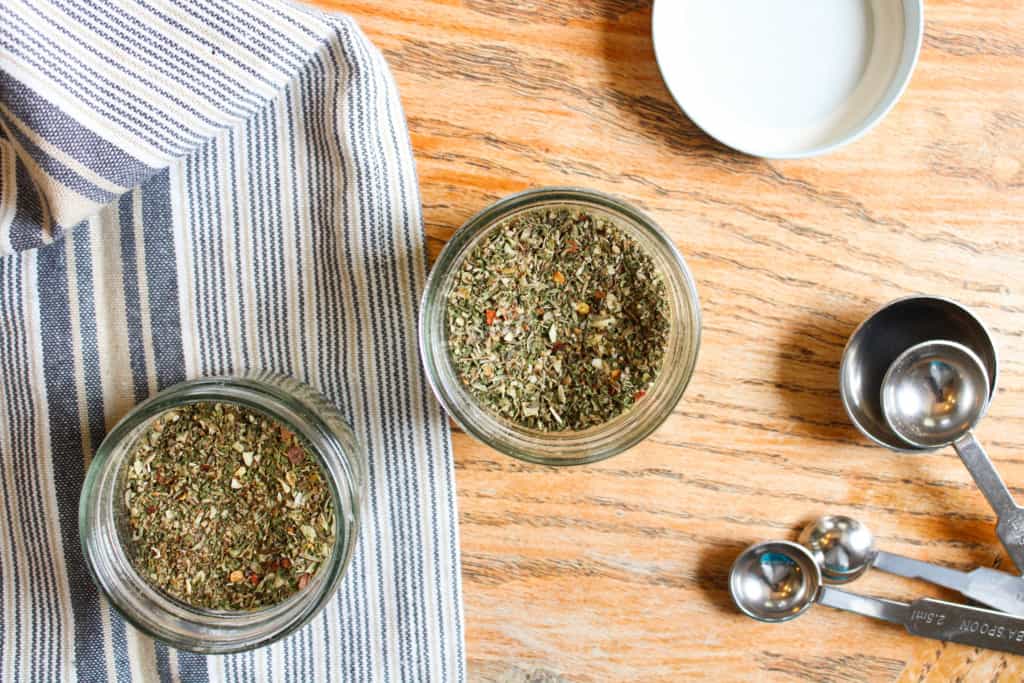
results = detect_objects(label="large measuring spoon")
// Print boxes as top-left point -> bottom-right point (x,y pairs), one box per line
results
881,340 -> 1024,573
730,541 -> 1024,656
799,515 -> 1024,615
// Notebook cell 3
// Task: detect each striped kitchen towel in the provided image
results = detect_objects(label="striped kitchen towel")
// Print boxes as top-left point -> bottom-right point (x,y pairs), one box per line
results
0,1 -> 465,681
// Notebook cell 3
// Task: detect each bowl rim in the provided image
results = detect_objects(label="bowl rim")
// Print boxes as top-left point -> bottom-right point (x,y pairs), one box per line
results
650,0 -> 926,159
418,186 -> 702,466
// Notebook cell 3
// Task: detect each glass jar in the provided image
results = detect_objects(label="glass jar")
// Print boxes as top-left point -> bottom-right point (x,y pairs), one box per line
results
419,187 -> 701,466
79,372 -> 366,653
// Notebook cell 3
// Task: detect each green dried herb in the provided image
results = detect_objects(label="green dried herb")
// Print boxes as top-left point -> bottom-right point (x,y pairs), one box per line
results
122,402 -> 334,610
447,207 -> 669,431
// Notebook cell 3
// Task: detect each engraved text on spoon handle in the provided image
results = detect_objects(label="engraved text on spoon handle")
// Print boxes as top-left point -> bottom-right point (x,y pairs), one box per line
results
904,598 -> 1024,655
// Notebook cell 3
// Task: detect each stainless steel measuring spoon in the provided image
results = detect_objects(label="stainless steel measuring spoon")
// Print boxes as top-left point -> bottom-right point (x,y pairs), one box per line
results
881,340 -> 1024,573
731,541 -> 1024,656
800,515 -> 1024,615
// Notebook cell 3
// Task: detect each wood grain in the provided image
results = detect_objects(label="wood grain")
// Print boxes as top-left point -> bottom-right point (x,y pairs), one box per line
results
309,1 -> 1024,680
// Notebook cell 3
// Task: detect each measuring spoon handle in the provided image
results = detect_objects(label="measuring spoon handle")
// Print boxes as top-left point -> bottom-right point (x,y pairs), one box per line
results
963,567 -> 1024,615
819,587 -> 1024,656
875,551 -> 1024,615
954,433 -> 1024,574
873,551 -> 969,594
817,586 -> 908,624
903,597 -> 1024,655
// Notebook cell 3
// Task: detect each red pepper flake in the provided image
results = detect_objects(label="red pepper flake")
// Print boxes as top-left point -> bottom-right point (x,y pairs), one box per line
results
551,342 -> 566,352
633,390 -> 646,401
286,445 -> 304,465
593,290 -> 605,301
485,309 -> 497,326
565,240 -> 579,254
298,573 -> 311,590
249,573 -> 260,586
280,557 -> 292,570
146,506 -> 156,515
200,463 -> 211,472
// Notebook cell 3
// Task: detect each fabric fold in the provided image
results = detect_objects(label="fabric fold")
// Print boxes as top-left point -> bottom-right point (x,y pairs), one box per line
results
1,0 -> 352,254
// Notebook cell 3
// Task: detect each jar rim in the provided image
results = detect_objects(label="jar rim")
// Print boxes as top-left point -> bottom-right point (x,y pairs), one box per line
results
419,187 -> 702,465
79,373 -> 365,653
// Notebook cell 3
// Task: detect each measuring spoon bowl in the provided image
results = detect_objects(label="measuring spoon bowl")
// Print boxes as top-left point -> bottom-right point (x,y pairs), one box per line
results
882,340 -> 989,449
730,541 -> 820,622
840,296 -> 997,452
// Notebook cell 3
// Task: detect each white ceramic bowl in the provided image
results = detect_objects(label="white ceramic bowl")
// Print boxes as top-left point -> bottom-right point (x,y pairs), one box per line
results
652,0 -> 924,159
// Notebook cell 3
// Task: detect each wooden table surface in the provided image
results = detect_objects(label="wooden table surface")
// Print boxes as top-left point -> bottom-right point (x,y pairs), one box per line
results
312,1 -> 1024,680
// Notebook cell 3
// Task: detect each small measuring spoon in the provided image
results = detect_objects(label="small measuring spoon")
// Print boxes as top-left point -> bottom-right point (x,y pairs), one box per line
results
881,340 -> 1024,573
730,541 -> 1024,656
799,515 -> 1024,615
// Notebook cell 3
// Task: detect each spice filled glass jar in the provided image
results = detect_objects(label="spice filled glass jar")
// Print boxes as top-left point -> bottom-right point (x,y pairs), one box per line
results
79,372 -> 366,653
419,187 -> 701,465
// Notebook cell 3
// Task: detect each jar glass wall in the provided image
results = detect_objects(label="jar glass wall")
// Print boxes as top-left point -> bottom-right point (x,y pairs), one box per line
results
79,372 -> 366,654
419,187 -> 701,466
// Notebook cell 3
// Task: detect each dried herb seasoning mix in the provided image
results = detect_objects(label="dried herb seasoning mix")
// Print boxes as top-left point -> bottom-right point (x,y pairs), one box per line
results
122,402 -> 334,610
446,207 -> 670,431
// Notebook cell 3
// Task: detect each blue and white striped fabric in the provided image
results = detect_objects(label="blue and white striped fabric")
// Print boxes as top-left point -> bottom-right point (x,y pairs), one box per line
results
0,1 -> 465,681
